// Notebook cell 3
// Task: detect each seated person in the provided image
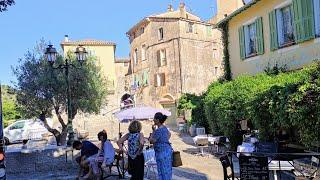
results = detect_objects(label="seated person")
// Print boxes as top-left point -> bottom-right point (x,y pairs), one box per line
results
89,130 -> 115,177
73,140 -> 99,179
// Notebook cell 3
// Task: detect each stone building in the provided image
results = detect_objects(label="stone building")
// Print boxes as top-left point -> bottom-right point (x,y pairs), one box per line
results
126,3 -> 222,126
61,36 -> 128,113
208,0 -> 245,80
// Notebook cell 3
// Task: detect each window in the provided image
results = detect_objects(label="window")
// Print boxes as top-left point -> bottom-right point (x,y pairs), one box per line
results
154,73 -> 165,87
157,49 -> 167,67
213,49 -> 219,60
270,0 -> 317,50
134,48 -> 138,64
314,0 -> 320,36
10,121 -> 25,130
143,71 -> 149,85
140,27 -> 145,34
239,17 -> 264,59
88,50 -> 96,56
277,5 -> 295,46
141,44 -> 147,61
244,23 -> 257,57
158,28 -> 164,40
214,67 -> 219,75
187,22 -> 193,33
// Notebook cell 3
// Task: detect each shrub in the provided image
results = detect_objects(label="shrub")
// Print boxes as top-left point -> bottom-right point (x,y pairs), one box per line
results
204,63 -> 316,150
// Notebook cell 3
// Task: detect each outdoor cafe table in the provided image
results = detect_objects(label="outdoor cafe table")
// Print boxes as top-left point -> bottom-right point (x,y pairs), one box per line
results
268,159 -> 294,180
193,135 -> 230,144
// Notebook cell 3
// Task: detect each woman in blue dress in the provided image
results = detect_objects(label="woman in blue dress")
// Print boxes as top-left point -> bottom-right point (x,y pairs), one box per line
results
149,112 -> 173,180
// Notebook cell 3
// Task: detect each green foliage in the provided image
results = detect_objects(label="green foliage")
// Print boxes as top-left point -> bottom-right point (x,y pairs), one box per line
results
13,40 -> 108,121
1,85 -> 22,127
0,0 -> 15,12
177,94 -> 209,133
221,23 -> 232,81
204,63 -> 318,150
264,63 -> 288,76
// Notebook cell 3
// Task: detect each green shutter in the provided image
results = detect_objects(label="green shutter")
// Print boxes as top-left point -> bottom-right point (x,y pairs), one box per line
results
255,17 -> 264,55
238,26 -> 245,60
293,0 -> 304,42
303,0 -> 315,40
143,71 -> 148,85
293,0 -> 315,42
269,10 -> 278,51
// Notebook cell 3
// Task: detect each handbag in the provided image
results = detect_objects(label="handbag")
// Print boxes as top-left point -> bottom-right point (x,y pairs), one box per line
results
172,151 -> 182,167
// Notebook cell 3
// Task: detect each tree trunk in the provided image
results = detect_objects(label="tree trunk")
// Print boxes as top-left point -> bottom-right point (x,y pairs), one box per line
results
41,106 -> 68,146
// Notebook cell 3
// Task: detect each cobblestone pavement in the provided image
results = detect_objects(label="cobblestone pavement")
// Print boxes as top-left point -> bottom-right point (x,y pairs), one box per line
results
6,121 -> 222,180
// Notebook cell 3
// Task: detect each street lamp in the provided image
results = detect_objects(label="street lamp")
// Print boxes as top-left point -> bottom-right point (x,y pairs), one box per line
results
45,44 -> 87,146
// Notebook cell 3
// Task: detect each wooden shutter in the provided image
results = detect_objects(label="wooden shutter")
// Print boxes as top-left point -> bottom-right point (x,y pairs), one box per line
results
157,50 -> 161,67
255,17 -> 264,55
293,0 -> 315,42
269,10 -> 279,51
303,0 -> 315,40
143,71 -> 148,85
160,73 -> 166,86
163,49 -> 167,66
154,74 -> 158,87
238,26 -> 245,60
315,0 -> 320,36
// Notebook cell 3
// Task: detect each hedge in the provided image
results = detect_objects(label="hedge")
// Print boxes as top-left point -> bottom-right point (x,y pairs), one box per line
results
201,62 -> 320,150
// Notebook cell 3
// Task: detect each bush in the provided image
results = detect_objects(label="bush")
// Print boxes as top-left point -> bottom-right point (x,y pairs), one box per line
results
177,94 -> 210,133
204,63 -> 317,150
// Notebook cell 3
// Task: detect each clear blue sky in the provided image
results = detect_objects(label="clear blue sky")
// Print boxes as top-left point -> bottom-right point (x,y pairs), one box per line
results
0,0 -> 218,85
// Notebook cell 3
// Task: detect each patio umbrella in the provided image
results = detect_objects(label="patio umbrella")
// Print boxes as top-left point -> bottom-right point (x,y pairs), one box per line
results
113,106 -> 171,122
113,106 -> 172,137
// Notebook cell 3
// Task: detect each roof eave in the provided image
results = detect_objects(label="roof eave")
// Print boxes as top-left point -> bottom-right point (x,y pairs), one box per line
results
216,0 -> 261,27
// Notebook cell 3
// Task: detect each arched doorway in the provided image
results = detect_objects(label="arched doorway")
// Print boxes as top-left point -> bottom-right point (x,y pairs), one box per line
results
159,94 -> 177,128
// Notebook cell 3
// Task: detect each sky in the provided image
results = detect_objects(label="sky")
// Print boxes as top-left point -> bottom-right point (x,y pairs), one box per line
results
0,0 -> 220,85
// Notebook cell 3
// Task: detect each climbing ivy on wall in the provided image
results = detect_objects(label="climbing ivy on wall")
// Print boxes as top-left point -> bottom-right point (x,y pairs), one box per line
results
221,22 -> 232,81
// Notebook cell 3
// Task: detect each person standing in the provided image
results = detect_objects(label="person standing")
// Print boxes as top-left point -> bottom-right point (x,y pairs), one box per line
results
117,120 -> 145,180
149,112 -> 173,180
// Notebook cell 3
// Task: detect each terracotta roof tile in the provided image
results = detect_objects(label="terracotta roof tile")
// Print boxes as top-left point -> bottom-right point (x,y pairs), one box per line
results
61,39 -> 116,46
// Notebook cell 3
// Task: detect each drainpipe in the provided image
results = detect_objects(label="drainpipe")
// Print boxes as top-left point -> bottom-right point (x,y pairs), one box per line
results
178,38 -> 183,94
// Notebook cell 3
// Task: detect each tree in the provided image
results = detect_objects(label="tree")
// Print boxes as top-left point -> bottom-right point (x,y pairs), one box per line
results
13,40 -> 108,145
0,0 -> 15,12
1,85 -> 22,127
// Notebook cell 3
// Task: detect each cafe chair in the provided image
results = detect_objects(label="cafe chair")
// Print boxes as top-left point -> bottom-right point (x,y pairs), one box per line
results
219,155 -> 240,180
294,156 -> 319,179
196,127 -> 206,136
100,151 -> 124,179
194,137 -> 210,156
215,136 -> 228,154
143,148 -> 157,179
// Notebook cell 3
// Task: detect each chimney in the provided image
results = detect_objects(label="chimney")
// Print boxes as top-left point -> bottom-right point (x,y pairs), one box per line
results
64,35 -> 69,42
179,2 -> 186,18
167,4 -> 174,12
